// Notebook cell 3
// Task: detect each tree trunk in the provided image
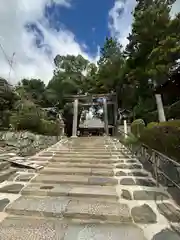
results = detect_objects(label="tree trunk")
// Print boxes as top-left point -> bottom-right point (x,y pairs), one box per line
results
155,93 -> 166,122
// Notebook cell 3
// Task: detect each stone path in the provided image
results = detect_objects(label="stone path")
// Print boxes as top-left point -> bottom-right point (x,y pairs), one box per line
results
0,136 -> 179,239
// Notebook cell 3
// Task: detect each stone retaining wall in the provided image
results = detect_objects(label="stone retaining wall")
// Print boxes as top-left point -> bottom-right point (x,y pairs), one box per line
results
0,131 -> 62,156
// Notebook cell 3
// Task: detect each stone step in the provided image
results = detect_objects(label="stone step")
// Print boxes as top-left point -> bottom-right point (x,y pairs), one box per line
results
0,216 -> 147,240
40,167 -> 114,176
68,147 -> 108,150
48,162 -> 114,169
22,183 -> 118,200
54,154 -> 113,159
0,161 -> 10,171
59,149 -> 118,152
32,174 -> 118,186
55,151 -> 115,155
0,168 -> 16,183
50,158 -> 118,164
5,196 -> 131,223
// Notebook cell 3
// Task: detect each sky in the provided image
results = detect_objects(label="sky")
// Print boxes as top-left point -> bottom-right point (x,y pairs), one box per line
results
0,0 -> 180,85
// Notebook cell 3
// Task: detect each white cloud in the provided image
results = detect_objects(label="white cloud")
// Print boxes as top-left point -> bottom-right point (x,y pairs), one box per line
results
171,0 -> 180,17
0,0 -> 96,85
109,0 -> 180,48
109,0 -> 136,48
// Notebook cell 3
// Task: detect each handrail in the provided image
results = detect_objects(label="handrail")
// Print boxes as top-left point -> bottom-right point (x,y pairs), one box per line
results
117,128 -> 180,166
116,129 -> 180,190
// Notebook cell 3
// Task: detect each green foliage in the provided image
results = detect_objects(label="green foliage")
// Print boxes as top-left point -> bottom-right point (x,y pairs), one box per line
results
147,122 -> 159,129
168,100 -> 180,119
10,100 -> 41,132
0,78 -> 18,128
121,133 -> 139,146
126,0 -> 179,85
52,54 -> 92,96
140,120 -> 180,161
9,99 -> 61,136
2,0 -> 180,136
38,119 -> 61,136
131,119 -> 145,137
144,100 -> 180,123
158,120 -> 180,128
124,0 -> 180,118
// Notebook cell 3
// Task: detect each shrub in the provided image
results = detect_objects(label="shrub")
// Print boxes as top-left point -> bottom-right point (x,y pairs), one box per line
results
158,120 -> 180,128
131,119 -> 145,137
38,119 -> 61,136
10,103 -> 41,132
140,120 -> 180,161
122,133 -> 139,146
147,122 -> 159,129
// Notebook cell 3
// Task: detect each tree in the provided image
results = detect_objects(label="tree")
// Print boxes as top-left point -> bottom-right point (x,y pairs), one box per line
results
126,0 -> 180,122
48,54 -> 94,136
97,37 -> 125,93
52,54 -> 90,95
0,78 -> 17,128
16,78 -> 46,106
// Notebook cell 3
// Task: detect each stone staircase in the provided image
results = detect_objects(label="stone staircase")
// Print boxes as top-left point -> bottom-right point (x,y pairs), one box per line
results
0,137 -> 179,239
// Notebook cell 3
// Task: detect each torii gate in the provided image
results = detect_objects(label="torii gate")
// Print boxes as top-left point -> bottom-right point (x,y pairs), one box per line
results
65,93 -> 118,137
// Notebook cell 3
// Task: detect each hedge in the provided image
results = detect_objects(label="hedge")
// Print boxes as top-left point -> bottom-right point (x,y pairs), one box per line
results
131,119 -> 145,138
147,122 -> 158,129
140,120 -> 180,161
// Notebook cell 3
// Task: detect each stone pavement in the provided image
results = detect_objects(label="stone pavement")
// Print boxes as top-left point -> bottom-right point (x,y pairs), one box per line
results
0,136 -> 179,239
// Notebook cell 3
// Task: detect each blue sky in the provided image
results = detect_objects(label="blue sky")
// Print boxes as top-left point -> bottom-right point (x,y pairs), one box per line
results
44,0 -> 116,56
0,0 -> 179,84
0,0 -> 137,83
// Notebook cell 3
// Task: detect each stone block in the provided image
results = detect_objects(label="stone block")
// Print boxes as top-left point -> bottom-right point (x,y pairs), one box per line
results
64,223 -> 147,240
0,183 -> 24,194
88,176 -> 118,186
6,196 -> 70,218
120,178 -> 136,185
15,173 -> 35,182
152,229 -> 180,240
91,168 -> 114,176
133,190 -> 169,201
69,186 -> 118,199
33,174 -> 89,184
65,199 -> 132,222
131,204 -> 157,223
0,216 -> 68,240
41,167 -> 91,175
22,183 -> 73,197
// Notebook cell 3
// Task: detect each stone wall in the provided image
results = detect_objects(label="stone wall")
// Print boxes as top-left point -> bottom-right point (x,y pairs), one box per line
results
0,131 -> 62,156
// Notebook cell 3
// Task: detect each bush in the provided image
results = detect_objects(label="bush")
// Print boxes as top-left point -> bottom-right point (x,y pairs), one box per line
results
140,120 -> 180,161
131,119 -> 145,137
147,122 -> 159,129
158,120 -> 180,128
10,103 -> 41,132
38,119 -> 61,136
121,133 -> 139,146
9,100 -> 61,136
